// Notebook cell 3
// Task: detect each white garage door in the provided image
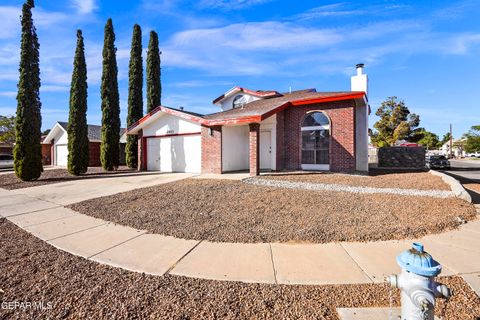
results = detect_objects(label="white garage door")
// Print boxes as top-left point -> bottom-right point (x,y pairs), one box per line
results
147,135 -> 201,173
55,144 -> 68,167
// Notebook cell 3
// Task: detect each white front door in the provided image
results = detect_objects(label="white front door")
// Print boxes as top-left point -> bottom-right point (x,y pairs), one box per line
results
260,131 -> 271,170
147,138 -> 161,171
55,144 -> 68,166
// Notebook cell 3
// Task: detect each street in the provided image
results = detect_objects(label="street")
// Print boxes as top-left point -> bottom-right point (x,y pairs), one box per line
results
445,159 -> 480,182
443,159 -> 480,205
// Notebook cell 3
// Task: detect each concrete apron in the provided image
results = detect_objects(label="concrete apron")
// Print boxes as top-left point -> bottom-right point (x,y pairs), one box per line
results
2,188 -> 480,287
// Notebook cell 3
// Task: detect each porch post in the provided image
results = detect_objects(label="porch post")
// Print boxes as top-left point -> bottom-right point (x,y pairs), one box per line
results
137,129 -> 146,171
249,123 -> 260,176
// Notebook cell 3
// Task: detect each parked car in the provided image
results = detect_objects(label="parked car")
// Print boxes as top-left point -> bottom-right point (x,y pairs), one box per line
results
0,154 -> 14,169
425,155 -> 450,169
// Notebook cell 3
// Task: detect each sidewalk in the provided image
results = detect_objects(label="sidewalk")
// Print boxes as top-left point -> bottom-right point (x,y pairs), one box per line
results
1,186 -> 479,289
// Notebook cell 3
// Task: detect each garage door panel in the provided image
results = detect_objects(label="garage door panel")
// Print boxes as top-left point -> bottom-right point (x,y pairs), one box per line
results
146,135 -> 201,173
147,139 -> 160,171
55,145 -> 68,167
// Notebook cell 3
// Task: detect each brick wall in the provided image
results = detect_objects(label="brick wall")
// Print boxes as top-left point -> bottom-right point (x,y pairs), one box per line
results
378,146 -> 425,168
88,142 -> 101,167
41,144 -> 51,165
201,125 -> 222,174
277,100 -> 356,172
249,123 -> 260,176
275,110 -> 285,171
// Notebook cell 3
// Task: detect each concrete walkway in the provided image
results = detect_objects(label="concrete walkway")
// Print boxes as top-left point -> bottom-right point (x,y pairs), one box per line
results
9,172 -> 195,205
1,178 -> 479,289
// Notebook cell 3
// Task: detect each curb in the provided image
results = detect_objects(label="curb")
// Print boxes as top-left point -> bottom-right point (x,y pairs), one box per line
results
429,170 -> 472,203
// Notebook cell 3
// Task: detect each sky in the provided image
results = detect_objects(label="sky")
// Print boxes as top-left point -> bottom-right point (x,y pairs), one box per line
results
0,0 -> 479,138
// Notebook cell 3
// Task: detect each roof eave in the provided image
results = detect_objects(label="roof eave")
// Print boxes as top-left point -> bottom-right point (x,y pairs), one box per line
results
127,106 -> 207,135
42,122 -> 67,144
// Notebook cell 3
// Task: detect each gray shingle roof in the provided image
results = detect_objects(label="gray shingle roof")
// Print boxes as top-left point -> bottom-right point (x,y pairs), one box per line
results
58,121 -> 125,142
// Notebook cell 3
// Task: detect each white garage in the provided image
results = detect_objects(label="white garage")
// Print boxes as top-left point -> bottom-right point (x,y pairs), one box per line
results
42,121 -> 127,167
128,107 -> 204,174
146,134 -> 201,173
55,144 -> 68,166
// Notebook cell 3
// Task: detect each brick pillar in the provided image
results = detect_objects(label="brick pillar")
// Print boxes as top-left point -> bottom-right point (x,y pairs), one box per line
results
137,129 -> 146,171
249,123 -> 260,176
201,125 -> 222,174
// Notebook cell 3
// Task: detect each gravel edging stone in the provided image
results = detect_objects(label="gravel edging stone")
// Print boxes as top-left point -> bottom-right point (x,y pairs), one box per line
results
243,177 -> 455,198
429,170 -> 472,203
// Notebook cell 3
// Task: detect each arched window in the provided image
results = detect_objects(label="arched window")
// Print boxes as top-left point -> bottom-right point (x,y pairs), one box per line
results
232,95 -> 247,108
301,112 -> 330,170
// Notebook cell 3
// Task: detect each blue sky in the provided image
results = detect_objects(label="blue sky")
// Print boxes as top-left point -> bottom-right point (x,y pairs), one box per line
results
0,0 -> 479,138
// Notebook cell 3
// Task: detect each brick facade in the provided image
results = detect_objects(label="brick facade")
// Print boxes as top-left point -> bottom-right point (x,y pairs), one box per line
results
276,100 -> 356,172
201,125 -> 222,174
88,142 -> 101,167
249,123 -> 260,176
41,144 -> 51,165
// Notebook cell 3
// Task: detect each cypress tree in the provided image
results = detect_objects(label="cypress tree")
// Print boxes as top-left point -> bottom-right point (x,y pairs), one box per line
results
100,18 -> 120,171
67,30 -> 89,175
146,30 -> 161,113
14,0 -> 43,181
125,24 -> 143,169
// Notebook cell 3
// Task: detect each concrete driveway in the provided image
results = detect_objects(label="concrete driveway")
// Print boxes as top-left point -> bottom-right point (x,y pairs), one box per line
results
11,172 -> 195,205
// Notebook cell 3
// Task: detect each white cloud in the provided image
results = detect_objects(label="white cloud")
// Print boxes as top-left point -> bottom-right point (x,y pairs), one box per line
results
170,21 -> 342,51
70,0 -> 97,14
170,80 -> 234,88
0,91 -> 16,97
0,7 -> 19,40
198,0 -> 272,10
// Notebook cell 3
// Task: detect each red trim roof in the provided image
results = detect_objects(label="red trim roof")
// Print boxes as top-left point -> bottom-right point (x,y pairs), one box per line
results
212,87 -> 280,104
127,91 -> 366,134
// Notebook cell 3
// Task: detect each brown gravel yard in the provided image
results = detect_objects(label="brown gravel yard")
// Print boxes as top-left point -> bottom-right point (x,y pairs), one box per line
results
0,167 -> 134,190
1,219 -> 479,320
69,179 -> 476,243
259,171 -> 451,190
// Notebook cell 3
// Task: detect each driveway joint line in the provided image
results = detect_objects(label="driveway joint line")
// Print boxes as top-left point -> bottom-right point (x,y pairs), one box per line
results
339,242 -> 374,283
45,222 -> 109,241
3,205 -> 63,218
11,214 -> 78,228
268,243 -> 278,285
166,240 -> 203,275
87,230 -> 148,259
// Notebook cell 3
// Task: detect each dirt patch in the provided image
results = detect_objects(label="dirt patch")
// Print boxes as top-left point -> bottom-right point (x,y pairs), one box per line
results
1,219 -> 478,319
0,167 -> 134,190
69,179 -> 476,243
258,171 -> 450,191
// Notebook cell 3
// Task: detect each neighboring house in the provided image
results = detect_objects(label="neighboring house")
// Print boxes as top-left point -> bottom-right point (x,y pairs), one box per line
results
439,139 -> 466,158
42,122 -> 127,167
127,64 -> 370,176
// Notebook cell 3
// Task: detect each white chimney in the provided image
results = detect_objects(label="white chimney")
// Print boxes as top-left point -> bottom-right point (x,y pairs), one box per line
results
351,63 -> 368,95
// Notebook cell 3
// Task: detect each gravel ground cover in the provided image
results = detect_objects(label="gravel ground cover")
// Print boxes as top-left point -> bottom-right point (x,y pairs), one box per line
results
69,179 -> 476,243
1,219 -> 479,320
0,167 -> 134,190
258,171 -> 450,191
245,177 -> 454,198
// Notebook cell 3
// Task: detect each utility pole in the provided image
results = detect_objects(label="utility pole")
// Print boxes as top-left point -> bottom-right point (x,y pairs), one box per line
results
449,123 -> 453,159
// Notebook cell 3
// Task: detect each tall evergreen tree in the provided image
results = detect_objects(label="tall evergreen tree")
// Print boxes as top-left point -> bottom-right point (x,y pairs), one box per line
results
126,24 -> 143,169
100,18 -> 120,171
14,0 -> 43,181
146,30 -> 161,113
67,30 -> 89,175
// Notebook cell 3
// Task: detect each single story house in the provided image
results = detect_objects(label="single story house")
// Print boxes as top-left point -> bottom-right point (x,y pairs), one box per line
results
42,122 -> 127,167
127,64 -> 370,176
